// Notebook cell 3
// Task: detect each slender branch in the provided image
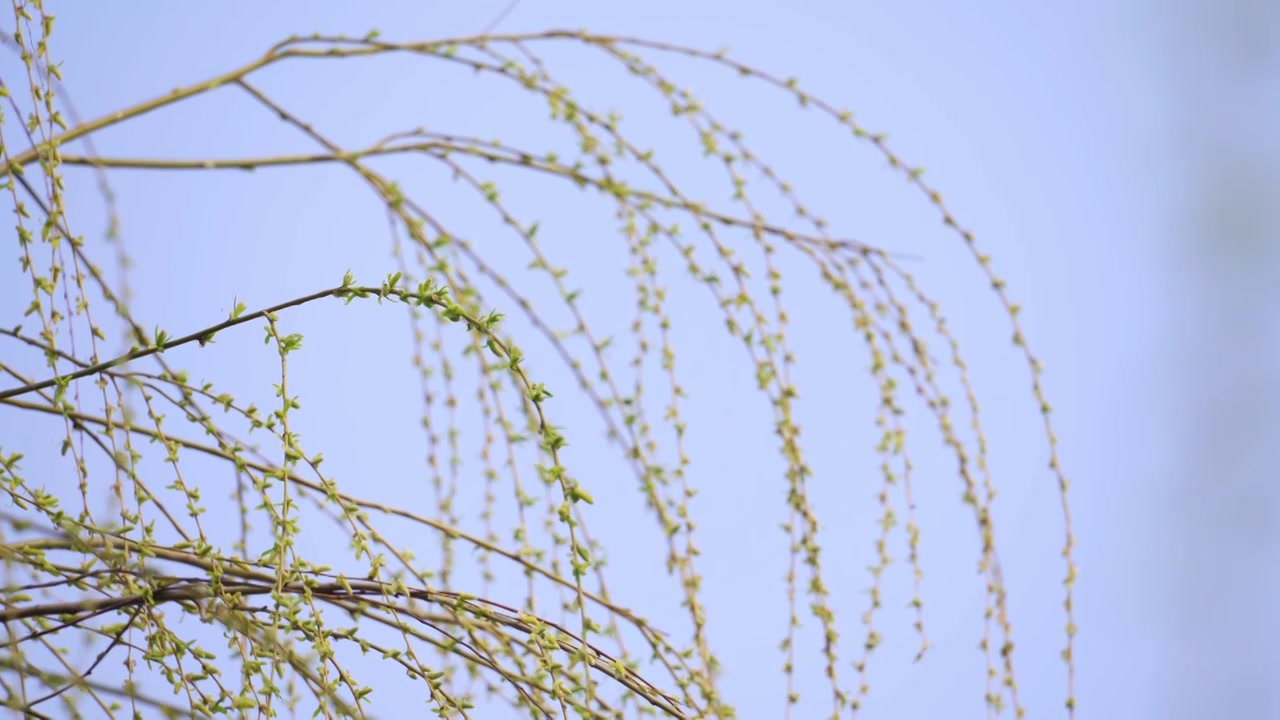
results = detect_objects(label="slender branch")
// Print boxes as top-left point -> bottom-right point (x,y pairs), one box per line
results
0,285 -> 342,401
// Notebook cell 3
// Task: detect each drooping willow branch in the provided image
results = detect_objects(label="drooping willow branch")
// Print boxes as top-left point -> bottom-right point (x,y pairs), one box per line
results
0,276 -> 694,716
0,21 -> 1076,720
0,536 -> 686,717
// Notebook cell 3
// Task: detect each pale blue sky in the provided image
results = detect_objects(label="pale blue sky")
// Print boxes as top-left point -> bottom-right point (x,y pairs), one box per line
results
1,2 -> 1276,719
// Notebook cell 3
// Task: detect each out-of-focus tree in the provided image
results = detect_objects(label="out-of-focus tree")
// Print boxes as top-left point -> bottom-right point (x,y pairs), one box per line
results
1162,0 -> 1280,716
